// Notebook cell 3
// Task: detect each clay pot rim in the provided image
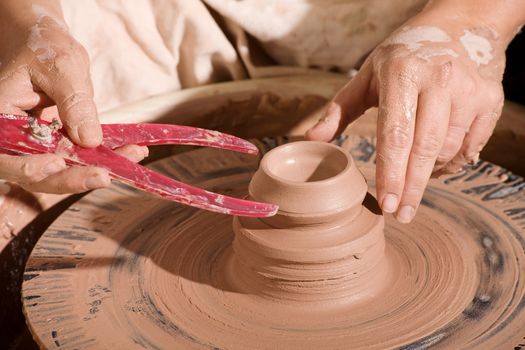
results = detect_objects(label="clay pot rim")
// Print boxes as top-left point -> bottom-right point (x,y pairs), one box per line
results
259,141 -> 352,187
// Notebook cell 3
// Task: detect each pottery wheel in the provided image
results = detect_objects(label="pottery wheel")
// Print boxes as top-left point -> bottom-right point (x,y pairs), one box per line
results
22,137 -> 525,349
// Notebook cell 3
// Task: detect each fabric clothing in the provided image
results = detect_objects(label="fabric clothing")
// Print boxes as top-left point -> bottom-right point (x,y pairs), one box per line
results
61,0 -> 426,111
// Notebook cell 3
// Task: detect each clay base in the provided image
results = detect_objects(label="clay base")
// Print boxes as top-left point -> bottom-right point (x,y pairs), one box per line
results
22,140 -> 525,349
102,203 -> 477,349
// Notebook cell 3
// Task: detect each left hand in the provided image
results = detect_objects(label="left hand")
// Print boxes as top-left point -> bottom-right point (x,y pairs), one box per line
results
0,1 -> 148,194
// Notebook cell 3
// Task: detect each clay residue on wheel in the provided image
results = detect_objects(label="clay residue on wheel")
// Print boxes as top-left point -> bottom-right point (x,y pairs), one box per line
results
21,141 -> 525,350
157,92 -> 327,138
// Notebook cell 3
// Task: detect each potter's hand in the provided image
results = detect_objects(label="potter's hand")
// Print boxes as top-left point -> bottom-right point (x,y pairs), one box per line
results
0,0 -> 147,194
307,0 -> 525,223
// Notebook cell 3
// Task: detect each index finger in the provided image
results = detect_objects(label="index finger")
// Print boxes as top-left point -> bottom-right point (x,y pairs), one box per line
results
375,70 -> 418,214
306,61 -> 374,141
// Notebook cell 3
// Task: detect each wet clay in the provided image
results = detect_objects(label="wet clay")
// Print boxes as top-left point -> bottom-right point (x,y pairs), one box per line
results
28,4 -> 68,63
231,142 -> 385,302
21,137 -> 525,349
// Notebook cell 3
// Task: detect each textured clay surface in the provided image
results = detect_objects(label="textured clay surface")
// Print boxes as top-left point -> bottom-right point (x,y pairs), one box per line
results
21,136 -> 525,349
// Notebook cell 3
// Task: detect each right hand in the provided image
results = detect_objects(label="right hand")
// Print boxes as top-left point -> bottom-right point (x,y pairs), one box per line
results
306,17 -> 506,223
0,4 -> 147,194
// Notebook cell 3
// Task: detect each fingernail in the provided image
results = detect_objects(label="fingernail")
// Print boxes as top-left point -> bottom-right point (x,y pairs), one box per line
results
85,173 -> 110,189
43,160 -> 66,175
78,122 -> 102,147
382,193 -> 398,213
397,205 -> 415,224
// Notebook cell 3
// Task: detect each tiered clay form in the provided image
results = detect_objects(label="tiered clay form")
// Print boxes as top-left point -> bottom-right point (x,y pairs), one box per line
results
229,141 -> 387,303
21,140 -> 525,349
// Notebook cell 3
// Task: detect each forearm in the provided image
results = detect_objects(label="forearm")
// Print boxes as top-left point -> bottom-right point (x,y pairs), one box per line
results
0,0 -> 63,23
416,0 -> 525,48
0,0 -> 65,49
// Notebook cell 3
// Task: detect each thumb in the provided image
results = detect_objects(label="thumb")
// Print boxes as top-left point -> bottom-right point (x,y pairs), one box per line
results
31,44 -> 102,148
56,90 -> 102,148
306,62 -> 374,141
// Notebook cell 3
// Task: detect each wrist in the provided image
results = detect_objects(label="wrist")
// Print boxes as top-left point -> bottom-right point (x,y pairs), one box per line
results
0,0 -> 67,55
0,0 -> 63,22
0,0 -> 64,36
418,0 -> 525,49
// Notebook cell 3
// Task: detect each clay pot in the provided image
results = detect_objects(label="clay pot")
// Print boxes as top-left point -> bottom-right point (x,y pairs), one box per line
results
231,141 -> 386,303
249,141 -> 367,225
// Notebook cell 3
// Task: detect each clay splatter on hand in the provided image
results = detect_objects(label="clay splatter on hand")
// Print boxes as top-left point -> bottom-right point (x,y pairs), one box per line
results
459,30 -> 494,66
